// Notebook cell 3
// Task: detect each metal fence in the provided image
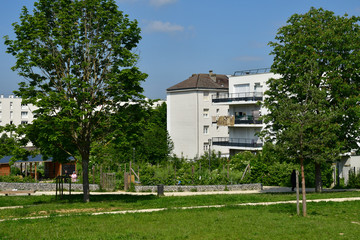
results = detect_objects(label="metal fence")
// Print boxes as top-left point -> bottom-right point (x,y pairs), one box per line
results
212,92 -> 263,103
212,137 -> 263,148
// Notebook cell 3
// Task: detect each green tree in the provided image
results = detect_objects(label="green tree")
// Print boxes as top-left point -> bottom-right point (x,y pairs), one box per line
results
90,102 -> 173,167
139,102 -> 173,164
4,0 -> 147,202
263,7 -> 360,216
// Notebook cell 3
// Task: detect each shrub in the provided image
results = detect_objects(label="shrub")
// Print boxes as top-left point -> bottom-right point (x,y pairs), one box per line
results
0,175 -> 36,183
347,170 -> 360,188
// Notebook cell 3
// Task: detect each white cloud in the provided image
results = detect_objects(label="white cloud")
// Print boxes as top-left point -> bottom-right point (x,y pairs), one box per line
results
234,56 -> 264,62
144,20 -> 184,33
149,0 -> 177,7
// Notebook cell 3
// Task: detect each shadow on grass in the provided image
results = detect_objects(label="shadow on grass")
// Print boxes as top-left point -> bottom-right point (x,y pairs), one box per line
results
57,193 -> 157,203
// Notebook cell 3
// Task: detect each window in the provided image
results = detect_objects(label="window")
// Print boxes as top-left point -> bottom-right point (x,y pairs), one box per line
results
10,102 -> 13,110
21,121 -> 28,125
203,92 -> 209,101
216,108 -> 219,114
203,125 -> 209,134
203,108 -> 209,118
203,143 -> 209,151
21,111 -> 28,119
234,84 -> 250,94
21,104 -> 28,110
254,82 -> 262,92
10,111 -> 13,119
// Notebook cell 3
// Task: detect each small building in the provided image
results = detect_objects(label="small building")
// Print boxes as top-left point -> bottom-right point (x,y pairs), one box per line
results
0,155 -> 76,179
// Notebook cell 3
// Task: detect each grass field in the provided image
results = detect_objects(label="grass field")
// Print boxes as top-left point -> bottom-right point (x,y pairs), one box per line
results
0,191 -> 359,239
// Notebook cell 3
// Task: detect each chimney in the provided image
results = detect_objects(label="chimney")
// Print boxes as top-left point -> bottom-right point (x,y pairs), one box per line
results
209,70 -> 216,82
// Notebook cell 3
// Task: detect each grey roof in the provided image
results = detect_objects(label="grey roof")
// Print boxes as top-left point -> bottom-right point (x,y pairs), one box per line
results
0,155 -> 53,164
167,73 -> 229,92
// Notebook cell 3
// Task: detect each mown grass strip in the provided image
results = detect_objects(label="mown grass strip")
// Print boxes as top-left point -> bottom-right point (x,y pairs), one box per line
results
1,200 -> 360,240
1,196 -> 359,222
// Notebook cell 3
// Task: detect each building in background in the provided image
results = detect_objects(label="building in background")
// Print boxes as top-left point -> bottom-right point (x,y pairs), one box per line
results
212,68 -> 280,156
167,71 -> 229,159
0,95 -> 37,127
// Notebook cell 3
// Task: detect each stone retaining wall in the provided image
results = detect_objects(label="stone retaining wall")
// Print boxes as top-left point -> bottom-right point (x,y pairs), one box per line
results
0,182 -> 100,191
135,183 -> 263,192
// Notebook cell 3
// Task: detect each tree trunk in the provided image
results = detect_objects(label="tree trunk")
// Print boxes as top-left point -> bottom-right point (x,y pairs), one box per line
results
81,153 -> 90,203
300,156 -> 307,217
315,162 -> 322,193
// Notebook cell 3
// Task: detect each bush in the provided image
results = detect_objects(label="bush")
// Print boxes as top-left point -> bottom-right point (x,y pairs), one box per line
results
347,170 -> 360,188
0,175 -> 36,183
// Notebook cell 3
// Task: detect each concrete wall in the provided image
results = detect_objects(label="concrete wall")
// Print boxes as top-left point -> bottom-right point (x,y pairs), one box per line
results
135,183 -> 262,192
0,182 -> 100,191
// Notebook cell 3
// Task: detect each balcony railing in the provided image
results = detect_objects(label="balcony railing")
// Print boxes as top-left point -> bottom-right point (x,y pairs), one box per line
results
233,68 -> 271,76
212,92 -> 263,103
235,116 -> 263,125
212,137 -> 263,148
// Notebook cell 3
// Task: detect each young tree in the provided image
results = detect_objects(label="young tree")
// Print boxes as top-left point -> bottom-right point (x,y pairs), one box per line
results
263,8 -> 360,216
4,0 -> 147,202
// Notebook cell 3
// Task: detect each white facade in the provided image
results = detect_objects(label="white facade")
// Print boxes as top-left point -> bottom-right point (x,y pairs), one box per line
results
167,90 -> 229,159
167,72 -> 229,159
0,95 -> 37,127
338,155 -> 360,184
212,70 -> 280,156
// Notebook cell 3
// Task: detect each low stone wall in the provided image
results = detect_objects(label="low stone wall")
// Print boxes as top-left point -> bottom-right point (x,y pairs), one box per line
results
0,182 -> 100,191
135,183 -> 263,193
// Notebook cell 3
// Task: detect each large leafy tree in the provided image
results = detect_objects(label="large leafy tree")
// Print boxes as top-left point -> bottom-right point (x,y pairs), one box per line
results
91,102 -> 173,167
262,8 -> 360,216
4,0 -> 147,202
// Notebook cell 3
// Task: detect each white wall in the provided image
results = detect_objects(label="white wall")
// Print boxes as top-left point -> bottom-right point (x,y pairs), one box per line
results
226,73 -> 280,152
339,155 -> 360,184
167,89 -> 229,159
167,91 -> 198,158
0,95 -> 37,127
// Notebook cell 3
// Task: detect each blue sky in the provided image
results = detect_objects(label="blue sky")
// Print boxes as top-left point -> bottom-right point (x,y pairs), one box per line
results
1,0 -> 360,99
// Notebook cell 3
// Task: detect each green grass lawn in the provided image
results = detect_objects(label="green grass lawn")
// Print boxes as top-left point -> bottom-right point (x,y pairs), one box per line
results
0,191 -> 359,239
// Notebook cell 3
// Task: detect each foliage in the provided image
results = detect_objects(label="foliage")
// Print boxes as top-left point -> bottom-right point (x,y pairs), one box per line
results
4,0 -> 147,202
0,133 -> 17,159
0,175 -> 35,183
89,102 -> 173,169
347,170 -> 360,188
262,8 -> 360,201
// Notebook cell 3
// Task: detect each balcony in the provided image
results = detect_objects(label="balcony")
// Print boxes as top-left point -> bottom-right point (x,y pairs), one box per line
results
212,137 -> 263,148
235,116 -> 262,125
212,92 -> 263,103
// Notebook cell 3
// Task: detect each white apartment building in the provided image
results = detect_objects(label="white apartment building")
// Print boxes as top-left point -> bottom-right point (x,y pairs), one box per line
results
211,68 -> 280,156
211,68 -> 360,185
0,95 -> 37,127
167,71 -> 229,159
